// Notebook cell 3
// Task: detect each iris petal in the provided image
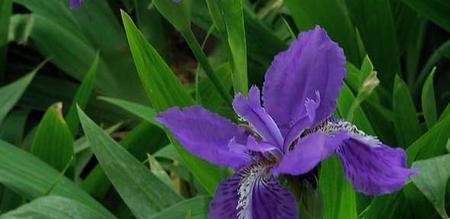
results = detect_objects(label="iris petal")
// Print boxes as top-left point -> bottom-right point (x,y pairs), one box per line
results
262,26 -> 346,135
69,0 -> 83,9
156,106 -> 250,169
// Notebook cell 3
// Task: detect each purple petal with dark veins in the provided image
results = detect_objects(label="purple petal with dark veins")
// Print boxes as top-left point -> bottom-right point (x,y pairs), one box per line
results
69,0 -> 83,9
156,106 -> 250,169
209,165 -> 298,219
272,132 -> 346,176
233,86 -> 284,148
336,137 -> 419,195
262,26 -> 346,135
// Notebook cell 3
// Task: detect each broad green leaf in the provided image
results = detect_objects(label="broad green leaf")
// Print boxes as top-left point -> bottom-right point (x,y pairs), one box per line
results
0,196 -> 108,219
77,107 -> 182,218
402,0 -> 450,33
219,0 -> 248,94
284,0 -> 360,64
0,0 -> 12,78
393,76 -> 422,147
407,114 -> 450,163
122,11 -> 227,195
319,155 -> 357,219
345,0 -> 401,89
411,154 -> 450,219
0,65 -> 40,124
148,196 -> 210,219
147,154 -> 174,190
66,53 -> 99,136
153,0 -> 191,31
99,96 -> 159,127
421,67 -> 437,129
0,140 -> 115,219
31,103 -> 74,172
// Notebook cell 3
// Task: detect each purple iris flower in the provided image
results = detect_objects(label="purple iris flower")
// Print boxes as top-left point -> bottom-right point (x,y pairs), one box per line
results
156,26 -> 418,219
69,0 -> 83,9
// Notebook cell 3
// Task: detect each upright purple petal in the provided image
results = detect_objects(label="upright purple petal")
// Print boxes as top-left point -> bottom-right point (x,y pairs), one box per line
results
262,26 -> 346,135
233,86 -> 284,148
210,165 -> 298,219
336,138 -> 419,195
272,132 -> 346,176
156,106 -> 250,169
69,0 -> 83,9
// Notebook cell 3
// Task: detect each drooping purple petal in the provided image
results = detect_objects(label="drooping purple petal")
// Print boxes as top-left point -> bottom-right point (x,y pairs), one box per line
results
156,106 -> 250,169
262,26 -> 346,135
336,138 -> 419,195
69,0 -> 83,9
208,173 -> 240,219
210,165 -> 298,219
233,86 -> 284,148
272,132 -> 346,176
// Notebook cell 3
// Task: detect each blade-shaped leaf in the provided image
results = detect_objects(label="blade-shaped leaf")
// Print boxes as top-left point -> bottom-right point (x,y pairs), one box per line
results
99,96 -> 159,127
31,103 -> 74,172
0,140 -> 115,219
402,0 -> 450,33
1,196 -> 108,219
77,107 -> 182,218
0,64 -> 40,124
148,196 -> 210,219
393,76 -> 422,147
147,154 -> 174,190
121,11 -> 227,195
219,0 -> 248,94
66,53 -> 99,136
411,154 -> 450,219
421,67 -> 437,129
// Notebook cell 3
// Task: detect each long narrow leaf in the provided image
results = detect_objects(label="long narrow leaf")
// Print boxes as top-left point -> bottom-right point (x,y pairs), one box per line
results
421,68 -> 437,129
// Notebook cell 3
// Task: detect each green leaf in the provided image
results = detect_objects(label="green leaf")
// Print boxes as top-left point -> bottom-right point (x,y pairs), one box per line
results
148,196 -> 211,219
0,64 -> 40,124
407,114 -> 450,163
393,75 -> 422,147
345,0 -> 401,89
0,196 -> 108,219
31,103 -> 74,172
66,53 -> 99,136
421,67 -> 437,129
319,155 -> 357,219
0,140 -> 115,219
147,154 -> 174,190
219,0 -> 248,94
0,0 -> 12,78
99,96 -> 159,127
153,0 -> 191,31
411,154 -> 450,219
8,14 -> 34,45
77,107 -> 182,218
0,109 -> 29,145
402,0 -> 450,33
121,11 -> 227,195
284,0 -> 360,64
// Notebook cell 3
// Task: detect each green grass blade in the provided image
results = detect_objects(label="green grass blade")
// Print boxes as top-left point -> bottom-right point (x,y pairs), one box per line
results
393,76 -> 422,147
345,0 -> 401,89
0,63 -> 41,124
66,53 -> 99,136
0,140 -> 115,219
411,154 -> 450,219
0,0 -> 12,80
402,0 -> 450,33
219,0 -> 248,94
148,196 -> 211,219
421,67 -> 437,129
77,107 -> 182,218
121,11 -> 227,195
0,196 -> 109,219
31,103 -> 74,172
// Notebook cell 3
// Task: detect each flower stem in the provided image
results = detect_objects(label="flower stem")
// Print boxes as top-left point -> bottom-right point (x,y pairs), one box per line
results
181,29 -> 233,104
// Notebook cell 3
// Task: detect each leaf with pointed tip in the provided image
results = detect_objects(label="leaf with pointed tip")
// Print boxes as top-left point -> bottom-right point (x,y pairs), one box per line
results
421,68 -> 437,129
